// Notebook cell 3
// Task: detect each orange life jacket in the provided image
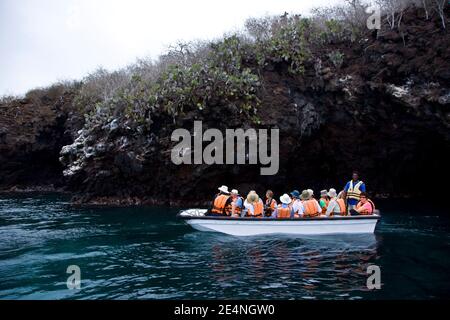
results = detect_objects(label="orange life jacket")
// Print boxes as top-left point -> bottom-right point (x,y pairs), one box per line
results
277,206 -> 291,219
303,200 -> 320,218
336,198 -> 347,215
265,198 -> 276,216
250,201 -> 264,217
211,194 -> 231,215
356,199 -> 375,215
266,198 -> 276,210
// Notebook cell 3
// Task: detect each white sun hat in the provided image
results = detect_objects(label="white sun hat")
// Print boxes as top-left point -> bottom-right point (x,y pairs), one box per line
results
218,185 -> 230,194
327,188 -> 337,198
307,189 -> 314,197
280,193 -> 292,205
231,189 -> 239,195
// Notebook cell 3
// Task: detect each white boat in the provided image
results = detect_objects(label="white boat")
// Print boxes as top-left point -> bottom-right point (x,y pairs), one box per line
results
178,209 -> 380,236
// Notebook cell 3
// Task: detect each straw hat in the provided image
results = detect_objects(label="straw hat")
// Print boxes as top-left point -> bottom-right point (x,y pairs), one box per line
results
300,190 -> 311,201
218,185 -> 230,194
327,188 -> 337,198
280,193 -> 292,205
246,191 -> 259,203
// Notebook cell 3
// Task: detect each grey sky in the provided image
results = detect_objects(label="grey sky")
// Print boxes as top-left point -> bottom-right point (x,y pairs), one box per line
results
0,0 -> 341,96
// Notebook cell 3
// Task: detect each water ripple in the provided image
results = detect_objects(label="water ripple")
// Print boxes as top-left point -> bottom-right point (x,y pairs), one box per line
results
0,195 -> 449,299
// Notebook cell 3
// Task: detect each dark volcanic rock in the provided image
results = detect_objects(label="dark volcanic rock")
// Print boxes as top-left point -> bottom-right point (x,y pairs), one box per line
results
1,8 -> 450,205
61,9 -> 449,205
0,90 -> 82,191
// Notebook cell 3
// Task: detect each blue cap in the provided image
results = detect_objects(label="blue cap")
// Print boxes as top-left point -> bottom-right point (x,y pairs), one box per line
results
290,190 -> 300,198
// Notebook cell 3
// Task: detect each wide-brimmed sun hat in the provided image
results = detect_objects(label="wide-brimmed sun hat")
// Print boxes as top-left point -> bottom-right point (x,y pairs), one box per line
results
231,189 -> 239,195
300,190 -> 311,201
218,185 -> 230,194
320,189 -> 328,196
307,189 -> 314,197
246,192 -> 259,203
280,193 -> 292,205
327,188 -> 337,198
290,190 -> 300,198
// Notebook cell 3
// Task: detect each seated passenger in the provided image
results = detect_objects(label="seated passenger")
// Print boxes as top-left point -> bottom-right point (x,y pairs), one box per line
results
274,194 -> 294,219
337,190 -> 348,216
264,190 -> 277,217
319,189 -> 329,214
209,185 -> 232,216
244,191 -> 264,218
325,188 -> 347,216
350,192 -> 375,215
300,190 -> 321,218
229,189 -> 244,217
290,190 -> 304,218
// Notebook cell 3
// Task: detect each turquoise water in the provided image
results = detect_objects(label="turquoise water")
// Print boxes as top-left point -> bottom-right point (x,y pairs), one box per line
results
0,194 -> 449,300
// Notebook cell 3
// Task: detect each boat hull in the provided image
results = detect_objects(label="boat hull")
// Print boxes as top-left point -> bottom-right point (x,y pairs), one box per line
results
179,210 -> 380,236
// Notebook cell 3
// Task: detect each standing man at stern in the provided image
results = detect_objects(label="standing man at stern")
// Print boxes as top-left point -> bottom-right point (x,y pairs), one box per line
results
343,171 -> 366,214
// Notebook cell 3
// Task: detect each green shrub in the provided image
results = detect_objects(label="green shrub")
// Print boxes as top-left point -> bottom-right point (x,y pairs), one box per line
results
23,82 -> 75,106
81,35 -> 262,129
73,0 -> 425,132
328,50 -> 345,69
247,15 -> 311,74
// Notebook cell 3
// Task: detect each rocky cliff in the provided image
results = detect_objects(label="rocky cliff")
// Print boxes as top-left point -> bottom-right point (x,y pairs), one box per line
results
0,87 -> 83,191
1,7 -> 449,205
